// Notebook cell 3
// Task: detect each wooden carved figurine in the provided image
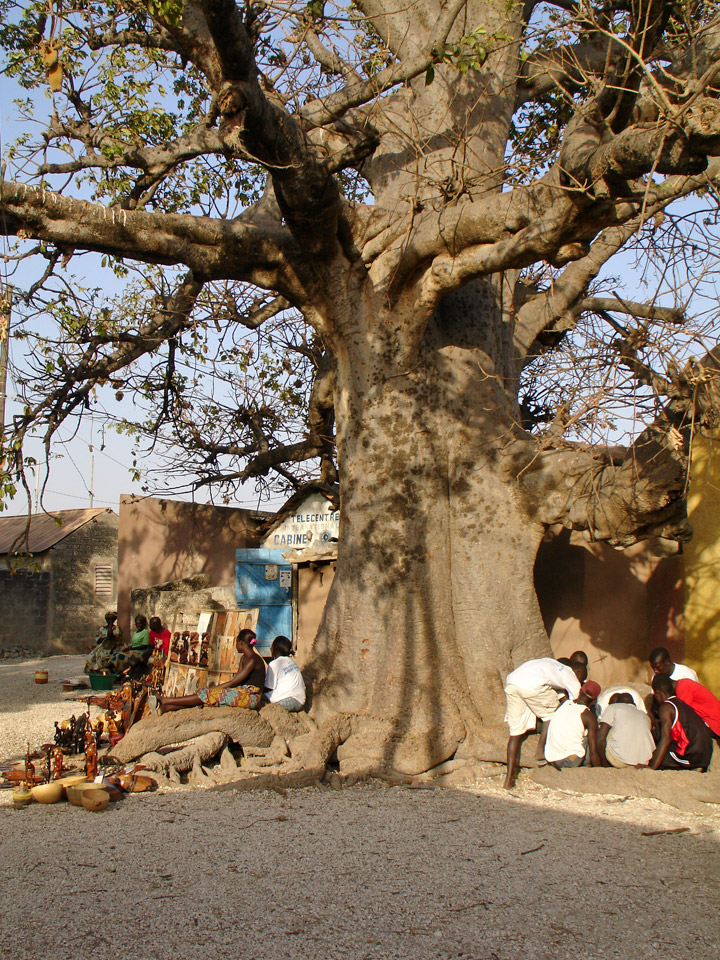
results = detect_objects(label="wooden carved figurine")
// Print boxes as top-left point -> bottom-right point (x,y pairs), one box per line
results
106,710 -> 119,737
52,747 -> 64,780
85,737 -> 98,781
179,633 -> 189,665
170,632 -> 181,663
24,744 -> 35,789
188,633 -> 199,666
199,633 -> 209,668
121,682 -> 133,732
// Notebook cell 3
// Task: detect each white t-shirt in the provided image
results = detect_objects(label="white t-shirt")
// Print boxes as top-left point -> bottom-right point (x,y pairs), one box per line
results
670,662 -> 699,683
600,703 -> 655,766
544,701 -> 588,763
506,658 -> 580,701
264,656 -> 306,705
597,686 -> 647,718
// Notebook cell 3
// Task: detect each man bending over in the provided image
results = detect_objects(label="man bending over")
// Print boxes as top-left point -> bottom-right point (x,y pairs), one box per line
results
503,657 -> 585,789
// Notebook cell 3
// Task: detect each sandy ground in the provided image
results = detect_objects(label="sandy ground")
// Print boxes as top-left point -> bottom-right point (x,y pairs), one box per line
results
0,655 -> 104,760
1,656 -> 719,960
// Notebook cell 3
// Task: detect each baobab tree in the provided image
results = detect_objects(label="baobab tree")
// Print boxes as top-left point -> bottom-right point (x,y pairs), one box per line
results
1,0 -> 720,775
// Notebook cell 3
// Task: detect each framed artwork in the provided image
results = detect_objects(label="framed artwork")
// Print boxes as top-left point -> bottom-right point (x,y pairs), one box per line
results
162,608 -> 259,696
164,663 -> 179,698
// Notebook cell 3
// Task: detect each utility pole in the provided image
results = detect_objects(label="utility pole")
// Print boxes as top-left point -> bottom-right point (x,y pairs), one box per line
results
0,283 -> 11,436
89,415 -> 94,508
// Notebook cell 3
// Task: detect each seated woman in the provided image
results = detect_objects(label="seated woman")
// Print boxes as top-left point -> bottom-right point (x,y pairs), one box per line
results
85,611 -> 123,674
108,614 -> 153,676
156,629 -> 265,714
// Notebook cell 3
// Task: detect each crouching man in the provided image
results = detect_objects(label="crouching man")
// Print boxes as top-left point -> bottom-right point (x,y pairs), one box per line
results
544,681 -> 602,770
597,693 -> 655,768
645,674 -> 713,771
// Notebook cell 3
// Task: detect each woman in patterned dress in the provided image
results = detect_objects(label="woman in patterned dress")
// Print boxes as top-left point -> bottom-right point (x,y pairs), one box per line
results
155,630 -> 265,714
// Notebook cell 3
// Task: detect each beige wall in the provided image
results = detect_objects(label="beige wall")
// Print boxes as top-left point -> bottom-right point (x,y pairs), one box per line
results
295,561 -> 335,667
117,496 -> 266,638
535,528 -> 684,687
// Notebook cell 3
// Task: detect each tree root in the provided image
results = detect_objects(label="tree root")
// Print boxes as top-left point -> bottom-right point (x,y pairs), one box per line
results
139,731 -> 228,778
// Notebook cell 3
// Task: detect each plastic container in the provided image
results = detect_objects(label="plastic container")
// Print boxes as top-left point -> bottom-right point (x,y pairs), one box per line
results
34,670 -> 48,684
88,672 -> 119,690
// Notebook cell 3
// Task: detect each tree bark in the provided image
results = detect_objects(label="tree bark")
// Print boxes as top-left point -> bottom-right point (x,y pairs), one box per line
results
306,282 -> 550,776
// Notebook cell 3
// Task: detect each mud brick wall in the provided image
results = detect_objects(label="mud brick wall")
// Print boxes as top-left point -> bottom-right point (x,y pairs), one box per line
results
48,511 -> 119,654
0,568 -> 51,652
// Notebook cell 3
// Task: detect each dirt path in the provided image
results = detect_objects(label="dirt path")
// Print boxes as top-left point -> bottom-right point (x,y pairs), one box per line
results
1,657 -> 719,960
0,780 -> 718,960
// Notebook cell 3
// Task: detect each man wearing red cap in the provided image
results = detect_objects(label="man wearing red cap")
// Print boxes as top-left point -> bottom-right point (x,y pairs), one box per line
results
544,681 -> 602,769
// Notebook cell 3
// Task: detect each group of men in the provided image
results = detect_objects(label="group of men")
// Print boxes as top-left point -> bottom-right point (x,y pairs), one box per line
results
503,646 -> 720,789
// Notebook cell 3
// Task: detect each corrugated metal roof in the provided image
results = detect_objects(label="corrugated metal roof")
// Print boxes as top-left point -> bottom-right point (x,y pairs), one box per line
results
0,508 -> 114,554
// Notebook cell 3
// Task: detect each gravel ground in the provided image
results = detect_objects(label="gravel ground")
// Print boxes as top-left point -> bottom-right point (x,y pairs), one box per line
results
0,655 -> 103,761
1,657 -> 719,960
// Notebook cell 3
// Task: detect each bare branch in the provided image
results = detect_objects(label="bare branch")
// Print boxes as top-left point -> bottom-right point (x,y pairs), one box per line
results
0,178 -> 304,295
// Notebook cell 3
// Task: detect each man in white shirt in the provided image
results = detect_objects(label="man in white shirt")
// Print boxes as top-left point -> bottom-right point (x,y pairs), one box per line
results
503,657 -> 585,789
263,635 -> 306,712
648,646 -> 699,683
597,693 -> 655,767
544,681 -> 602,769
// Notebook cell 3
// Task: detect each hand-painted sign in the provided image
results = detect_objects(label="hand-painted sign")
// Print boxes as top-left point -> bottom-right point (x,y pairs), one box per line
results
264,490 -> 339,548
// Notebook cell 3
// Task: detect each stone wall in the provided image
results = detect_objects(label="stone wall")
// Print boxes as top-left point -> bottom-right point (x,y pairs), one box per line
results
0,510 -> 118,655
131,575 -> 237,634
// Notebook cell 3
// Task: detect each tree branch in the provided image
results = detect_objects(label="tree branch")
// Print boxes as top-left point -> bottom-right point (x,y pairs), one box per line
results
514,157 -> 720,359
299,0 -> 467,129
13,271 -> 202,445
0,178 -> 303,294
514,416 -> 691,547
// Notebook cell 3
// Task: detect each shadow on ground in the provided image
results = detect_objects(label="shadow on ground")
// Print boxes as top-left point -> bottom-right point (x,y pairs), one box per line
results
0,781 -> 717,960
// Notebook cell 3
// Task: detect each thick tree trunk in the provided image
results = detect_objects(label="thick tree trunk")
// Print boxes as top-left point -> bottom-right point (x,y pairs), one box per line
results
306,284 -> 550,776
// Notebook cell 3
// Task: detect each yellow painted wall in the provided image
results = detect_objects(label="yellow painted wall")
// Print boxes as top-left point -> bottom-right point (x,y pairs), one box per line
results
683,431 -> 720,691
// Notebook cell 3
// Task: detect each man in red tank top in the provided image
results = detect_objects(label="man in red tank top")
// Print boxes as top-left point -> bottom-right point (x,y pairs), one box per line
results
648,675 -> 713,771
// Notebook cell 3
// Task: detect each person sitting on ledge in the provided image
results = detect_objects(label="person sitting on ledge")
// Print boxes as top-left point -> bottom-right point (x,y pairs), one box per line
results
263,635 -> 306,712
659,674 -> 720,741
149,616 -> 172,659
597,693 -> 655,768
643,674 -> 713,772
85,611 -> 122,674
154,629 -> 265,714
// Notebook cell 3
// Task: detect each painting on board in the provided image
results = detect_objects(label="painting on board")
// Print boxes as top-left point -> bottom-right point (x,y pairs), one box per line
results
162,608 -> 260,696
164,663 -> 180,698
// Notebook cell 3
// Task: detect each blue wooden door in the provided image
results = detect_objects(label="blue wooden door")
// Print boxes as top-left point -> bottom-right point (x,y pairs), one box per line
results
235,548 -> 292,655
